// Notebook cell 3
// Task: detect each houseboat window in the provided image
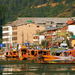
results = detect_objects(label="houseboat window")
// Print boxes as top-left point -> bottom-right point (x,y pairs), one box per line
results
43,51 -> 46,55
6,52 -> 8,55
31,51 -> 34,55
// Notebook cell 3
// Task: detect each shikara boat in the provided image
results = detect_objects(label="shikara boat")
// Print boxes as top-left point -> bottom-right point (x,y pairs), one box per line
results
45,49 -> 75,61
27,49 -> 60,61
28,49 -> 50,58
19,48 -> 28,60
5,50 -> 19,58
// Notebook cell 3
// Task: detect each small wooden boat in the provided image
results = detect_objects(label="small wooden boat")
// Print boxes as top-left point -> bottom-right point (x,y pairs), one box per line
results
19,48 -> 28,60
5,50 -> 19,58
0,55 -> 5,58
42,62 -> 75,64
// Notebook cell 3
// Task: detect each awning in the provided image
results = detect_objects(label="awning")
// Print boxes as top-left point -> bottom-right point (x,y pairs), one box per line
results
23,43 -> 29,45
0,43 -> 6,47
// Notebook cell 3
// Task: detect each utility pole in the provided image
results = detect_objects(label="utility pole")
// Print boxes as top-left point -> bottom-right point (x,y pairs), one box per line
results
36,30 -> 40,46
27,33 -> 28,43
22,31 -> 24,45
45,31 -> 47,49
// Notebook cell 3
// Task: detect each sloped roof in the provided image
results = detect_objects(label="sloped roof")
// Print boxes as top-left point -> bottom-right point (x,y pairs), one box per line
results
3,17 -> 72,26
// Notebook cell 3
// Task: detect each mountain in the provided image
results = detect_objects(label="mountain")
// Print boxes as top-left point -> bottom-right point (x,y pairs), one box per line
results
0,0 -> 75,23
0,5 -> 5,39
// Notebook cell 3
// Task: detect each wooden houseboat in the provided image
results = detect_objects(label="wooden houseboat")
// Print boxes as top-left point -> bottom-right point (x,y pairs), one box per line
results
19,48 -> 28,60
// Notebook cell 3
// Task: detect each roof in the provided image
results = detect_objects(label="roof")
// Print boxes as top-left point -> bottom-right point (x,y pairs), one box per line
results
3,17 -> 72,26
71,35 -> 75,39
46,27 -> 58,30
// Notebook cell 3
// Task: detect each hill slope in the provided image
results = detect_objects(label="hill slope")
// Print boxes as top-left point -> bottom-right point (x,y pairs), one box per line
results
0,0 -> 75,22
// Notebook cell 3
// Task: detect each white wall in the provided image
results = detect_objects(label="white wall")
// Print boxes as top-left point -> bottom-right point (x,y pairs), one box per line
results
39,35 -> 45,44
2,26 -> 12,44
67,25 -> 75,35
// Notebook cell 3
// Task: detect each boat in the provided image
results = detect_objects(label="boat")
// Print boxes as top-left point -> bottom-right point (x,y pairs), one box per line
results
27,49 -> 61,61
44,56 -> 75,61
19,48 -> 28,60
19,47 -> 75,61
45,49 -> 75,61
19,48 -> 51,60
0,54 -> 5,58
4,50 -> 19,58
41,49 -> 75,61
42,62 -> 75,64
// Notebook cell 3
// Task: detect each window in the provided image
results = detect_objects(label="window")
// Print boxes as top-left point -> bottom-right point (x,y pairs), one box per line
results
3,28 -> 8,31
2,33 -> 9,36
33,36 -> 39,39
12,37 -> 17,40
12,32 -> 17,35
12,26 -> 17,30
3,38 -> 9,41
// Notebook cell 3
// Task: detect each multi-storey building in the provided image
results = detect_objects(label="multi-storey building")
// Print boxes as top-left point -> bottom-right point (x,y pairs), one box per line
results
2,24 -> 45,47
2,17 -> 72,48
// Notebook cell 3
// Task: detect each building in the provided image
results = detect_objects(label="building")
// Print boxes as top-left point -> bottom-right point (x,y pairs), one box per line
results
71,35 -> 75,47
2,17 -> 72,48
67,20 -> 75,35
67,19 -> 75,47
2,20 -> 45,48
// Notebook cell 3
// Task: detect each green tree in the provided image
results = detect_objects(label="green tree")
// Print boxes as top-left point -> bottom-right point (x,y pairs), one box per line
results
0,5 -> 5,38
41,40 -> 48,48
72,10 -> 75,17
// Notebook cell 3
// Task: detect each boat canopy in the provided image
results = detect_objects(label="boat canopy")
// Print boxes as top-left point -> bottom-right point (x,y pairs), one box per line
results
56,49 -> 69,53
66,49 -> 75,52
56,49 -> 75,53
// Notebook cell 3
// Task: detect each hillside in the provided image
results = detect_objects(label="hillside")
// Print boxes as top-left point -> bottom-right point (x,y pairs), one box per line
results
0,0 -> 75,23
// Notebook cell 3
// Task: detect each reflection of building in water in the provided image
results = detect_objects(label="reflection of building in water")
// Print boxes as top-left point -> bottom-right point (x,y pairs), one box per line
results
2,65 -> 21,75
1,60 -> 75,75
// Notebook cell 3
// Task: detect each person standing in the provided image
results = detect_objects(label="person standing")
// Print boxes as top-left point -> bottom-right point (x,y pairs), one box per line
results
69,52 -> 72,57
38,52 -> 42,59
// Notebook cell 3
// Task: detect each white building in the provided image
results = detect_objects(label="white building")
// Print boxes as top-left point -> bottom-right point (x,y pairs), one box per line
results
2,26 -> 12,44
67,20 -> 75,35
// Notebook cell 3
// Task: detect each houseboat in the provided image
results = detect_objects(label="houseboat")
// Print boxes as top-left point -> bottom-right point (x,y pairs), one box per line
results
19,48 -> 28,60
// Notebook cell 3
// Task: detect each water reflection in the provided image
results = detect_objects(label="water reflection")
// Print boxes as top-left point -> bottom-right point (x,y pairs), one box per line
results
0,58 -> 75,75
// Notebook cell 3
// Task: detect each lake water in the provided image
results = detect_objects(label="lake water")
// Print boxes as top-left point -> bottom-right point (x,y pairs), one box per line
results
0,58 -> 75,75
